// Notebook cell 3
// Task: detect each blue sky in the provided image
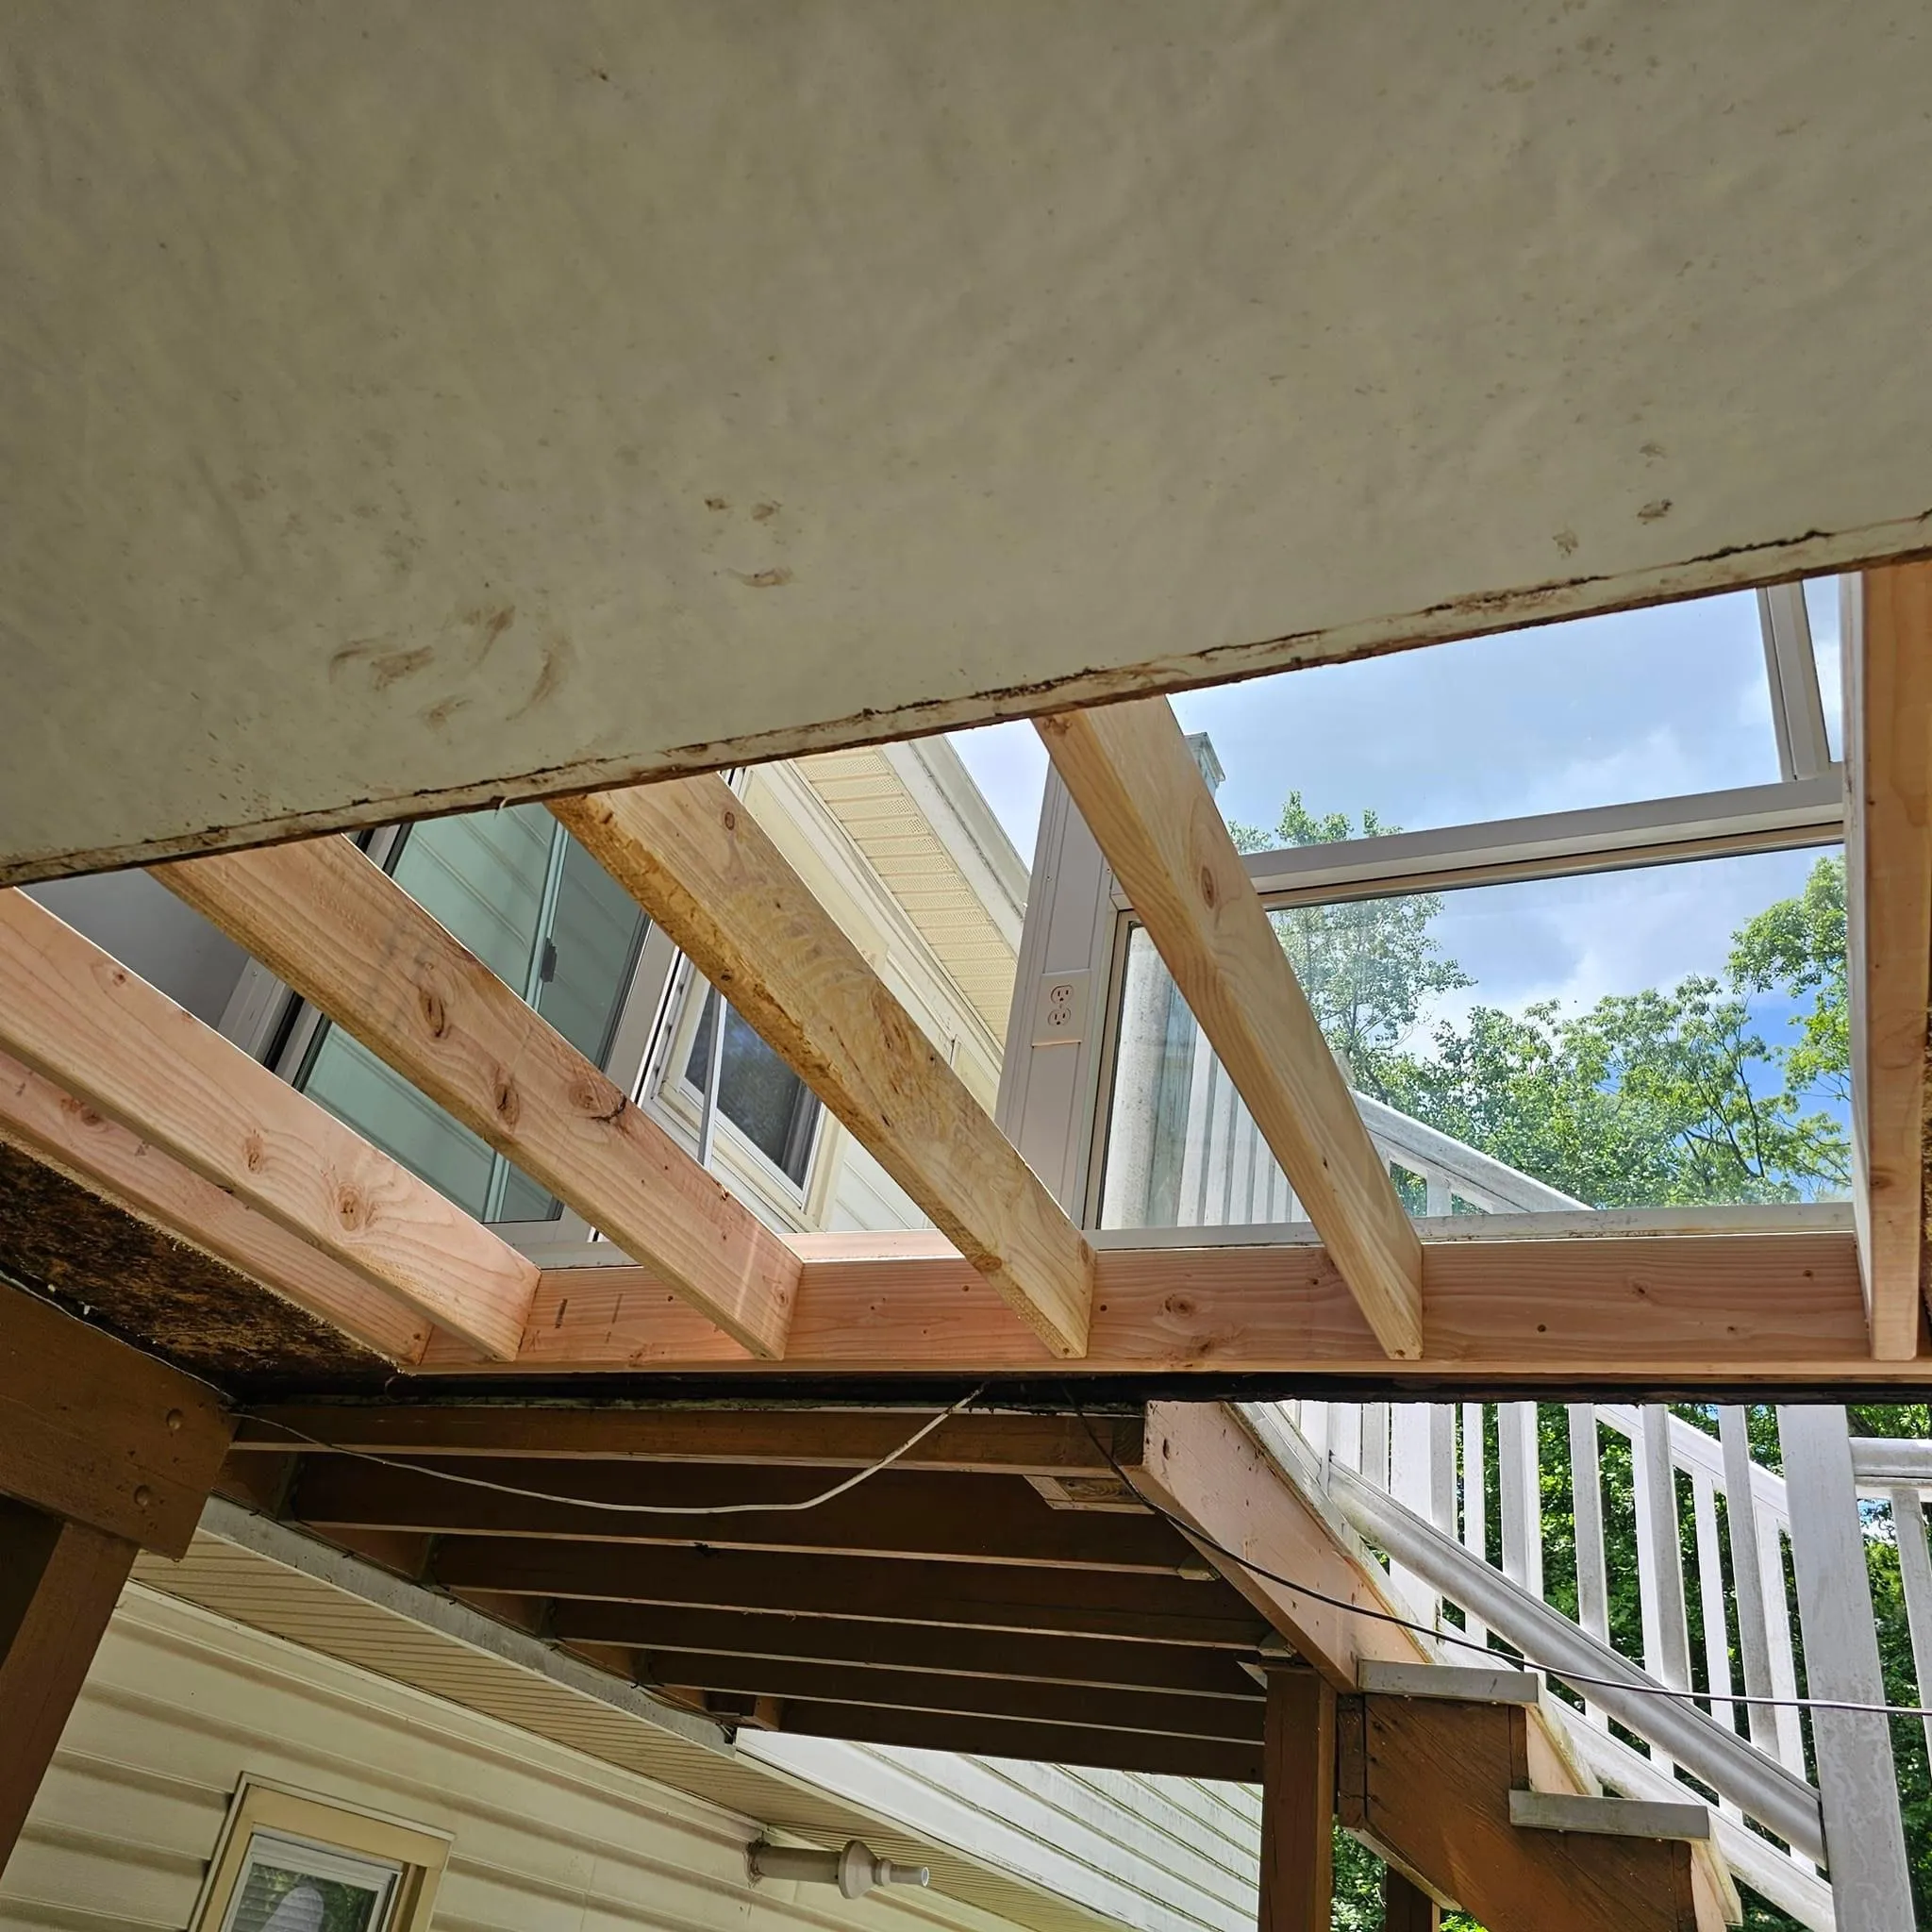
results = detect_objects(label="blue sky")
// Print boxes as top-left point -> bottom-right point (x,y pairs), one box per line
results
949,584 -> 1844,1025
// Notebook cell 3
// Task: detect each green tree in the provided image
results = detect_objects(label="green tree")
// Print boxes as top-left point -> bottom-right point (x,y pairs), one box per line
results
1729,853 -> 1849,1111
1226,796 -> 1471,1101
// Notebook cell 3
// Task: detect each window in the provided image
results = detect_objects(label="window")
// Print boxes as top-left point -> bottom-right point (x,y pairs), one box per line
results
193,1782 -> 448,1932
288,804 -> 648,1223
1099,845 -> 1849,1226
683,988 -> 820,1187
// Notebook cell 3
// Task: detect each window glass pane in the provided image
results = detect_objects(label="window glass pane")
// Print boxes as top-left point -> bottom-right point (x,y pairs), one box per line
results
1803,575 -> 1843,763
1171,592 -> 1780,853
1101,845 -> 1848,1226
686,994 -> 819,1186
294,808 -> 646,1222
225,1838 -> 394,1932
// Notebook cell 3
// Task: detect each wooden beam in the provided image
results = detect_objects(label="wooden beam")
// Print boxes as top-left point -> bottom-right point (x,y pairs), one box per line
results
1258,1667 -> 1336,1932
549,780 -> 1095,1357
629,1651 -> 1260,1742
0,1497 -> 138,1872
770,1702 -> 1263,1781
231,1404 -> 1142,1474
0,1050 -> 430,1365
1123,1402 -> 1429,1689
417,1226 -> 1900,1384
1338,1693 -> 1700,1932
1036,700 -> 1423,1357
428,1539 -> 1268,1648
0,890 -> 534,1360
156,836 -> 802,1359
1847,561 -> 1932,1359
287,1457 -> 1195,1573
545,1602 -> 1261,1697
0,1285 -> 233,1557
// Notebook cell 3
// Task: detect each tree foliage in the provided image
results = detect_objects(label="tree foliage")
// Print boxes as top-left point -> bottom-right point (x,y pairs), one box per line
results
1217,816 -> 1924,1924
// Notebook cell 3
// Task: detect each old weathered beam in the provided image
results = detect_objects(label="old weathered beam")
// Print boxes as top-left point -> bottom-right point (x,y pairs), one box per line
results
1037,699 -> 1423,1357
231,1404 -> 1142,1474
550,779 -> 1095,1357
0,890 -> 534,1359
545,1601 -> 1258,1697
288,1457 -> 1192,1574
0,1285 -> 233,1557
428,1539 -> 1267,1648
156,835 -> 802,1358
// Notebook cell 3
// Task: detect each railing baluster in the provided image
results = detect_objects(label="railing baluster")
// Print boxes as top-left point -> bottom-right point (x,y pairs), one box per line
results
1717,1407 -> 1783,1758
1498,1402 -> 1542,1602
1361,1402 -> 1390,1490
1391,1406 -> 1441,1624
1329,1400 -> 1362,1474
1566,1403 -> 1609,1729
1691,1470 -> 1739,1770
1883,1483 -> 1932,1771
1778,1405 -> 1915,1927
1459,1402 -> 1489,1649
1634,1407 -> 1693,1692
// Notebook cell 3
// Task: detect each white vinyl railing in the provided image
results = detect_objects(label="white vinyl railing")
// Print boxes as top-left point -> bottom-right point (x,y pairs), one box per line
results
1205,1093 -> 1929,1932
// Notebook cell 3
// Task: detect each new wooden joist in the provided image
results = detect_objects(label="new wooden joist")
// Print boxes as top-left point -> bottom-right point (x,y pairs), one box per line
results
0,890 -> 534,1360
156,834 -> 803,1358
1847,560 -> 1932,1360
1038,698 -> 1424,1357
550,778 -> 1096,1357
408,1224 -> 1909,1385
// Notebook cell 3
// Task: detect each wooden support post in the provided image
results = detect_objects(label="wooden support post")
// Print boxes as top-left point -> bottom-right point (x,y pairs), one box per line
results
0,1498 -> 138,1871
1257,1667 -> 1335,1932
1846,561 -> 1932,1359
1382,1869 -> 1439,1932
0,1289 -> 234,1874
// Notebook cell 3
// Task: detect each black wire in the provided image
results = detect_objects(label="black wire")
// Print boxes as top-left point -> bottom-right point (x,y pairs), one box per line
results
1066,1391 -> 1932,1722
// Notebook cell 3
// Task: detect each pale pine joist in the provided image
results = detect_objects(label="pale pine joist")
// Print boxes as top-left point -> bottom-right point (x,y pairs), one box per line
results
1847,562 -> 1932,1359
0,1050 -> 431,1364
406,1225 -> 1901,1383
157,836 -> 803,1358
0,890 -> 533,1359
1037,699 -> 1424,1357
551,780 -> 1096,1357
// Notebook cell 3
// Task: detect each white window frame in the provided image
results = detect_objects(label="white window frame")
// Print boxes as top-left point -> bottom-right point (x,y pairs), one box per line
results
998,580 -> 1855,1232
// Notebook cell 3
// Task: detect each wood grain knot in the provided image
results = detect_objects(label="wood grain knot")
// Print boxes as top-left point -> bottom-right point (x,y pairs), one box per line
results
1199,866 -> 1217,908
335,1187 -> 367,1231
242,1131 -> 266,1173
418,987 -> 448,1037
492,1074 -> 521,1127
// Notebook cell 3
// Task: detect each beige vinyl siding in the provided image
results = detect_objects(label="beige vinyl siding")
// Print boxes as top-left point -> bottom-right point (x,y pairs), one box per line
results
1,1589 -> 1058,1932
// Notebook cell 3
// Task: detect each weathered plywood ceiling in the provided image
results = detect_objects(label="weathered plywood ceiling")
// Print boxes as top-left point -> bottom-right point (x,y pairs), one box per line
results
5,2 -> 1930,881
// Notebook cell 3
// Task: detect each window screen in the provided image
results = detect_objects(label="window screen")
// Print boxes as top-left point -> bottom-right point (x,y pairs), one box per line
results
222,1833 -> 400,1932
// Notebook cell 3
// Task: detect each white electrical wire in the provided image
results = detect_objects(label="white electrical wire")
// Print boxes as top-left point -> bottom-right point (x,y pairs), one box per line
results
244,1386 -> 989,1516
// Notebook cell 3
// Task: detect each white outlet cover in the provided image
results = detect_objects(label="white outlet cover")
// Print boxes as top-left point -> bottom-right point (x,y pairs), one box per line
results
1029,969 -> 1090,1048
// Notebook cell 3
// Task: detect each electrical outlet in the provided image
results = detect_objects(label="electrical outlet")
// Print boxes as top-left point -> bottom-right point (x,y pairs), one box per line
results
1030,970 -> 1090,1047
